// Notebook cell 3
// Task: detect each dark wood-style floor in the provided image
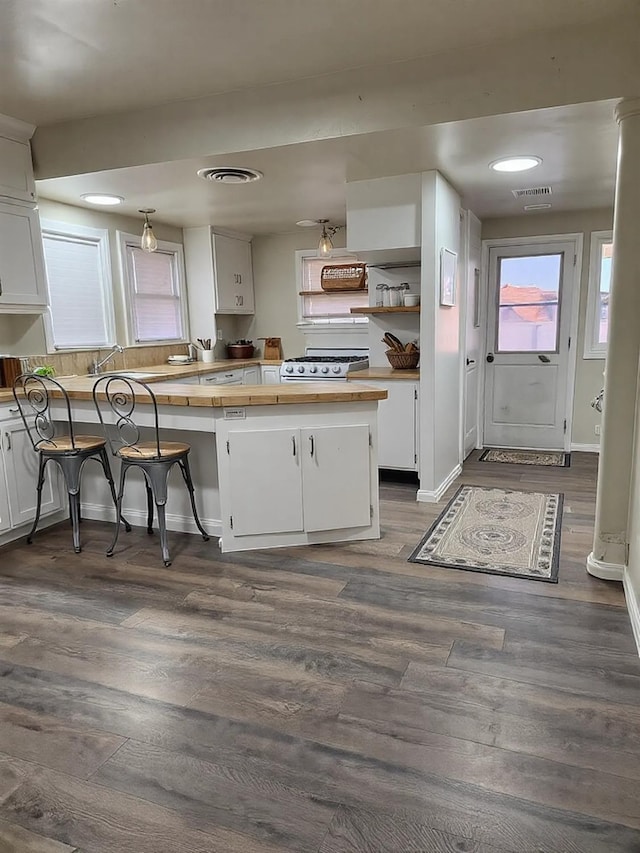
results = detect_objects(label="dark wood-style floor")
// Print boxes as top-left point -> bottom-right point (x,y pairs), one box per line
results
0,451 -> 639,852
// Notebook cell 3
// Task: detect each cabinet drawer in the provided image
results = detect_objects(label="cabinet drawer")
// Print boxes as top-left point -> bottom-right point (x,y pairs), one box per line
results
0,404 -> 21,423
200,369 -> 244,385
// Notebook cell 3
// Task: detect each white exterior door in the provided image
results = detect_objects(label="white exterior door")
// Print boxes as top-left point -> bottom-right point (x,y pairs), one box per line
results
300,425 -> 371,531
227,428 -> 303,536
483,240 -> 577,450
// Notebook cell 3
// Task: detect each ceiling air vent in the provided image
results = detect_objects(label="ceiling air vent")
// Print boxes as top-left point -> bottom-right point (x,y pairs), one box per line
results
197,167 -> 263,184
511,186 -> 553,199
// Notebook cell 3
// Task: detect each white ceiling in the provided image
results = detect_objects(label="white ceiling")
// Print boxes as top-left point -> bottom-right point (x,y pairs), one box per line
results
36,100 -> 619,233
0,0 -> 635,125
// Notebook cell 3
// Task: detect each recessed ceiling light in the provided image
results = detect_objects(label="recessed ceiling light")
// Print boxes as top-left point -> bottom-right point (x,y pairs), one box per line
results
296,219 -> 322,227
80,193 -> 125,206
490,156 -> 542,173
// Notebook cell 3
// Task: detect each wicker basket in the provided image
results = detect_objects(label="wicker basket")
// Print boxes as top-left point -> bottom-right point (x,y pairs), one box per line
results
386,349 -> 420,369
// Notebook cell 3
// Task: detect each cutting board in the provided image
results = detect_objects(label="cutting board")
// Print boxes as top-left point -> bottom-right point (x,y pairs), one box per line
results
259,337 -> 283,360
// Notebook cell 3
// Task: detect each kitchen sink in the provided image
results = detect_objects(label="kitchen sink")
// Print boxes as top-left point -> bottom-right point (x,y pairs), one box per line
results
103,371 -> 158,380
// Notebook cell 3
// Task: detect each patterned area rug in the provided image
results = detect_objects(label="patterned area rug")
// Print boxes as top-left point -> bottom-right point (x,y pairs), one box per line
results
409,486 -> 563,582
479,448 -> 570,467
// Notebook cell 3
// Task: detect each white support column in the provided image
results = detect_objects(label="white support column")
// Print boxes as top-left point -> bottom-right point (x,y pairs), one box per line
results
587,98 -> 640,581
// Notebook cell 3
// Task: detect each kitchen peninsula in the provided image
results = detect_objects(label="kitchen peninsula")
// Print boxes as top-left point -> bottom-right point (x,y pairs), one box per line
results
31,370 -> 386,554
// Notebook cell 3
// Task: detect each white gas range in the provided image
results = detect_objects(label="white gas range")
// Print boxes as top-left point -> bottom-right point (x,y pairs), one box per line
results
279,347 -> 369,382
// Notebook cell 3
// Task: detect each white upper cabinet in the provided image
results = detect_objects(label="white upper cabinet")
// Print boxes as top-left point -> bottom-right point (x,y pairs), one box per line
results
0,201 -> 48,310
212,232 -> 254,314
184,227 -> 254,332
346,174 -> 422,265
0,113 -> 48,313
0,136 -> 36,203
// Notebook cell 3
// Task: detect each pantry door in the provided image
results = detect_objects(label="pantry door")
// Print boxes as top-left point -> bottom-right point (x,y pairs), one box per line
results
483,239 -> 578,450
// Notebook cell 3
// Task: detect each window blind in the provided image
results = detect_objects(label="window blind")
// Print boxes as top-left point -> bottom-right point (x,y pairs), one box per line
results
127,247 -> 184,342
42,232 -> 112,349
300,256 -> 368,322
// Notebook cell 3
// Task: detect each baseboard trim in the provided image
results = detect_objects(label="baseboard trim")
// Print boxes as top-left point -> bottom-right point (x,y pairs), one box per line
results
417,464 -> 462,503
586,551 -> 624,581
623,569 -> 640,658
571,443 -> 600,453
0,509 -> 67,548
79,502 -> 223,539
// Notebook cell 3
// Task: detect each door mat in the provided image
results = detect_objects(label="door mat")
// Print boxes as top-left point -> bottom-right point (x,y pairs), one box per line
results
479,448 -> 570,467
409,485 -> 563,583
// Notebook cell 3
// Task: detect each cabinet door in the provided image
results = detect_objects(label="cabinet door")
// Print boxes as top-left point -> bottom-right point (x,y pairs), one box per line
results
0,137 -> 36,203
376,382 -> 418,470
242,366 -> 260,385
0,448 -> 12,534
261,366 -> 280,385
301,425 -> 371,532
2,422 -> 62,527
234,239 -> 254,313
213,234 -> 252,313
227,429 -> 303,535
0,202 -> 47,307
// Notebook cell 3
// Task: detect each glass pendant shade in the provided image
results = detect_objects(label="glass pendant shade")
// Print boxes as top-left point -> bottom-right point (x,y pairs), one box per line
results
139,209 -> 158,253
317,231 -> 333,257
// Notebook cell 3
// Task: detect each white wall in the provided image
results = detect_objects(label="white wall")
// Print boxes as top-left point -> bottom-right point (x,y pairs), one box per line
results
246,230 -> 347,359
481,208 -> 611,447
0,198 -> 184,357
419,171 -> 462,498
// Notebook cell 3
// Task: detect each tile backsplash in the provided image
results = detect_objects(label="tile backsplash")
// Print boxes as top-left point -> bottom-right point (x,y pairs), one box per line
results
20,343 -> 190,380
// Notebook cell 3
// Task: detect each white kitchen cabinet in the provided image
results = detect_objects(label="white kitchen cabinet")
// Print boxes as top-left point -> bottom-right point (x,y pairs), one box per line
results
0,416 -> 62,533
0,136 -> 36,203
346,174 -> 422,265
300,425 -> 371,531
367,380 -> 419,471
184,227 -> 254,331
199,368 -> 244,386
225,424 -> 371,537
227,428 -> 304,536
0,200 -> 48,311
242,365 -> 260,385
0,445 -> 11,534
212,233 -> 254,314
261,365 -> 281,385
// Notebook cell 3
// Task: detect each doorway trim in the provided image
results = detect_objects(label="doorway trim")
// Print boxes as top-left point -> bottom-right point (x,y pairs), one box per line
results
478,232 -> 583,452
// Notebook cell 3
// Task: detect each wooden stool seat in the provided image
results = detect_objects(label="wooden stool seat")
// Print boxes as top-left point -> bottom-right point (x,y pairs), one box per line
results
118,441 -> 190,460
37,435 -> 107,453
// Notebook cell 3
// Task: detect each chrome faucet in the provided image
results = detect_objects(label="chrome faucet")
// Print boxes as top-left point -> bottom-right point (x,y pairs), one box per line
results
89,344 -> 124,375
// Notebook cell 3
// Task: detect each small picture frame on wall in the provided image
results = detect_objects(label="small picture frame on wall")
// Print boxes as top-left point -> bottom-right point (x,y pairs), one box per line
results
440,248 -> 457,307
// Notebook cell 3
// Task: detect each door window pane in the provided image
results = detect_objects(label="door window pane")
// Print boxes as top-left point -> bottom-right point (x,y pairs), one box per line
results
597,242 -> 612,345
496,254 -> 562,353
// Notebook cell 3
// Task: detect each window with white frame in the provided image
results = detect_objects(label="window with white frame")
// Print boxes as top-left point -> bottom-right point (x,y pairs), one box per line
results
118,232 -> 188,344
296,250 -> 368,325
584,230 -> 613,358
41,221 -> 115,351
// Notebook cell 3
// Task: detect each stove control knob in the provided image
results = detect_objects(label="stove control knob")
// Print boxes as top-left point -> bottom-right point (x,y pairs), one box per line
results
309,365 -> 317,373
297,365 -> 305,374
285,364 -> 294,373
321,366 -> 330,374
332,365 -> 342,374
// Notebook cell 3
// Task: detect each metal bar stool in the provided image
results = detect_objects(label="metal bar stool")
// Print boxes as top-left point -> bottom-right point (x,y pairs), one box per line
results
12,373 -> 131,553
92,375 -> 209,566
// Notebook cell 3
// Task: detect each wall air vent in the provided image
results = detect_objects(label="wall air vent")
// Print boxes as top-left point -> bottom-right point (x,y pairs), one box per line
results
511,186 -> 553,199
197,167 -> 263,184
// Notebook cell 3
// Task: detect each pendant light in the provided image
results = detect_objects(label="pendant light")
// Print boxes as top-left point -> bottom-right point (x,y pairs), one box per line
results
139,208 -> 158,253
316,219 -> 341,258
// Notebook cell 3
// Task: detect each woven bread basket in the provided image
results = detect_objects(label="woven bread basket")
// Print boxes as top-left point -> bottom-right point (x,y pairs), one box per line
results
385,349 -> 420,369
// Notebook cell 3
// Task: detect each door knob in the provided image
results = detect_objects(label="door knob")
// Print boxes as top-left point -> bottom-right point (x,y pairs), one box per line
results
486,354 -> 494,363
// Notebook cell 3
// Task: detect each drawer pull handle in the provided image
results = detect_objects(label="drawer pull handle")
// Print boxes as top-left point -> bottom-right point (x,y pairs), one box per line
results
309,434 -> 315,458
292,435 -> 296,457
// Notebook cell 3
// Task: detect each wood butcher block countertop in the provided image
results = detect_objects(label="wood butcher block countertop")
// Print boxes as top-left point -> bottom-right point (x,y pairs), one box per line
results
346,366 -> 420,381
0,362 -> 386,407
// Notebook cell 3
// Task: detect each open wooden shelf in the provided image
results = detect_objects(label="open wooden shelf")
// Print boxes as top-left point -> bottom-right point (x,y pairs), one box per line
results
299,289 -> 368,296
350,305 -> 420,315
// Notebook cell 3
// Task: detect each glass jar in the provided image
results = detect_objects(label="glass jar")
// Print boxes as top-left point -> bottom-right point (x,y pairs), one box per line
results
388,286 -> 402,307
375,284 -> 388,307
